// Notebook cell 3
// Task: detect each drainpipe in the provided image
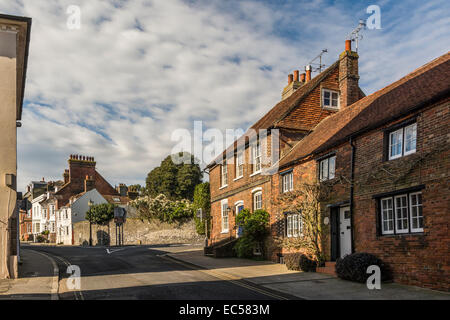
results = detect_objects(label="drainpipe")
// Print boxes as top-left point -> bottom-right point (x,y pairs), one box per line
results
349,137 -> 356,254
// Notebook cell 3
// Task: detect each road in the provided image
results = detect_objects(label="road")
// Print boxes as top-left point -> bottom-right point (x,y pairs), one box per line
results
25,245 -> 286,300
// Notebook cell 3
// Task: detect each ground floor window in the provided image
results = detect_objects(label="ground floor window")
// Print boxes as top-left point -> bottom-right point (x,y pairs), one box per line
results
380,191 -> 423,235
253,192 -> 262,211
286,212 -> 302,238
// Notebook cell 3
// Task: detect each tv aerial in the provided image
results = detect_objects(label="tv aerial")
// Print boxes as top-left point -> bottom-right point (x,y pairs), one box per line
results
348,19 -> 367,52
308,49 -> 328,73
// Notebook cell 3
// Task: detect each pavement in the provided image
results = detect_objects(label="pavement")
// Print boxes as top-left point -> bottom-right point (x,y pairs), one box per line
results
0,248 -> 58,300
1,243 -> 448,300
165,248 -> 450,300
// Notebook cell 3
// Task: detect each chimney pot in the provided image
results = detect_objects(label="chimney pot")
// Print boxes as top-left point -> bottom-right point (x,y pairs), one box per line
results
345,40 -> 352,52
305,65 -> 312,82
293,70 -> 299,82
300,73 -> 306,83
288,74 -> 293,85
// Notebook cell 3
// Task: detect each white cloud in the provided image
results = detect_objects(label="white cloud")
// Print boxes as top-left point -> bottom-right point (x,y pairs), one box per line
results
0,0 -> 448,190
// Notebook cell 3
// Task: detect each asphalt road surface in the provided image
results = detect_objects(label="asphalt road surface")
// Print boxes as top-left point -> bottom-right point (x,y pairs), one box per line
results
25,245 -> 288,300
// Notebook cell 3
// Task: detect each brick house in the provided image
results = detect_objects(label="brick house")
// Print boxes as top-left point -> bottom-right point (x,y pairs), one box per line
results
206,40 -> 365,247
54,155 -> 131,245
272,51 -> 450,290
207,38 -> 449,290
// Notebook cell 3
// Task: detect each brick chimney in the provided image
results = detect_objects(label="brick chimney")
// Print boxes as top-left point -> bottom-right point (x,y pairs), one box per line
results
127,188 -> 139,200
84,175 -> 95,193
63,169 -> 69,184
282,71 -> 303,100
339,40 -> 360,108
305,65 -> 312,82
300,73 -> 306,83
117,183 -> 128,197
68,155 -> 96,194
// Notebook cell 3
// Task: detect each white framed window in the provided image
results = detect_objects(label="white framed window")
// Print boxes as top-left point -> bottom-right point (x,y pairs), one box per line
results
322,89 -> 340,109
394,195 -> 409,234
389,123 -> 417,160
236,151 -> 244,179
50,205 -> 55,216
286,213 -> 303,238
221,200 -> 229,233
253,191 -> 262,211
380,191 -> 423,235
35,223 -> 41,233
319,155 -> 336,181
380,197 -> 394,235
282,171 -> 294,193
409,192 -> 423,233
27,224 -> 31,233
221,161 -> 228,188
51,222 -> 55,233
252,141 -> 262,174
66,226 -> 69,235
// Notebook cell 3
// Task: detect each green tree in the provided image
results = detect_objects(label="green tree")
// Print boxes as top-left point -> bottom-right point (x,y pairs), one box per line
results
193,183 -> 211,235
86,203 -> 116,225
145,152 -> 202,201
234,209 -> 270,259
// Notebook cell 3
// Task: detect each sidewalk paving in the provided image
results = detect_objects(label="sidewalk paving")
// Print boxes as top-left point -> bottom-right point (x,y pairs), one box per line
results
0,248 -> 58,300
165,249 -> 450,300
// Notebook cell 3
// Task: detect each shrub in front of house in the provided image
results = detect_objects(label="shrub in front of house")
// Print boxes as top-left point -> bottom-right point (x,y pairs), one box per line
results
36,235 -> 47,243
284,253 -> 317,272
335,252 -> 391,283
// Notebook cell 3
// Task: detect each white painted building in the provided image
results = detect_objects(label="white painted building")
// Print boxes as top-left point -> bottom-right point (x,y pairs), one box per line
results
31,194 -> 46,238
56,189 -> 109,245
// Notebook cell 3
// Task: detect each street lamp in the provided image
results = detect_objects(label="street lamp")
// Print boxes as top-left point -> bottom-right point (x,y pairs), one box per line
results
88,200 -> 94,246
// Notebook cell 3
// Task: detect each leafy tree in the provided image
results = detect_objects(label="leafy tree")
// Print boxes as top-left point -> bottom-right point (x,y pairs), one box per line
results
146,152 -> 202,201
193,183 -> 211,235
130,194 -> 193,223
86,203 -> 116,225
234,209 -> 270,259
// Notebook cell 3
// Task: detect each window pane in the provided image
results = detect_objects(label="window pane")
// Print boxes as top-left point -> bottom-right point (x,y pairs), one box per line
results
329,156 -> 336,179
409,193 -> 423,232
390,129 -> 403,159
321,159 -> 328,181
395,195 -> 408,233
404,123 -> 417,154
381,198 -> 394,234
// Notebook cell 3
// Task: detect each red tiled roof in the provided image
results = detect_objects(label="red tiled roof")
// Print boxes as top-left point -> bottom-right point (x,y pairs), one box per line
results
207,60 -> 341,168
278,51 -> 450,168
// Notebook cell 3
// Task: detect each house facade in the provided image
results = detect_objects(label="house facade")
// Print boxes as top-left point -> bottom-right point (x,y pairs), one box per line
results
53,155 -> 130,245
0,14 -> 31,279
208,39 -> 449,291
207,40 -> 364,247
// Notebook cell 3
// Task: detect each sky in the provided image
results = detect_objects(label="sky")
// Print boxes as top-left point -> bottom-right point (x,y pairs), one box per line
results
1,0 -> 449,191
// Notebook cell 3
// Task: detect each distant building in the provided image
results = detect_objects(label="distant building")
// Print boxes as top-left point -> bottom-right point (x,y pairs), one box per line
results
54,155 -> 130,245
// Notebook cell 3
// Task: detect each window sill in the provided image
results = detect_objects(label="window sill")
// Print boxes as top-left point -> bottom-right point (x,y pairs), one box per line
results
378,232 -> 424,238
219,185 -> 228,190
221,230 -> 229,234
233,176 -> 243,182
322,106 -> 340,112
250,171 -> 262,177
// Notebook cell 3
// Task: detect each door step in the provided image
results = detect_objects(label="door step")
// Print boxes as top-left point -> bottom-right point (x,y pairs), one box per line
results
316,261 -> 337,276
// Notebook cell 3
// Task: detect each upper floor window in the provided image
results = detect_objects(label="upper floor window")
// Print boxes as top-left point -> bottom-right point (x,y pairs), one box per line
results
389,123 -> 417,160
286,212 -> 303,238
282,171 -> 294,193
319,155 -> 336,181
380,191 -> 423,235
221,161 -> 228,188
236,151 -> 244,179
221,200 -> 229,233
253,191 -> 262,211
322,89 -> 340,109
252,141 -> 262,174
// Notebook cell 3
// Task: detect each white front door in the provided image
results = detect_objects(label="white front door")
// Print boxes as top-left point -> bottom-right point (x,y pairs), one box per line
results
339,206 -> 352,258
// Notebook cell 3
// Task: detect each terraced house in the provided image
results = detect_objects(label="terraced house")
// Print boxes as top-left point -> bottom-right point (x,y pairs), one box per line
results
207,40 -> 449,291
206,40 -> 365,246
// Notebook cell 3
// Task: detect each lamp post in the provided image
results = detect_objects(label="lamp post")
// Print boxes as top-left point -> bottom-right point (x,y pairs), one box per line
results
88,200 -> 93,246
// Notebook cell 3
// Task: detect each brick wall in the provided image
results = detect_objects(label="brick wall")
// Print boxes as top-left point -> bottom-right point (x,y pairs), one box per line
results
351,99 -> 450,291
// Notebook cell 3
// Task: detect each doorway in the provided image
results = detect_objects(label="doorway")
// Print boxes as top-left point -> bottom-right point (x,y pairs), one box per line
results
331,206 -> 352,260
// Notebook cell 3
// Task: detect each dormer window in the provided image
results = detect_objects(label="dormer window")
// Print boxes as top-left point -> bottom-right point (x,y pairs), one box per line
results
322,89 -> 340,109
388,123 -> 417,160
